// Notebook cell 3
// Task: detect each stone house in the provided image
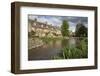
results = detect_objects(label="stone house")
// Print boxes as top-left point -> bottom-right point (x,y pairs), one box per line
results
28,19 -> 62,37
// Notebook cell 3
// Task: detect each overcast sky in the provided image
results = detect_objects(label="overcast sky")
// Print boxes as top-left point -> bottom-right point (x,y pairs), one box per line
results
28,15 -> 88,32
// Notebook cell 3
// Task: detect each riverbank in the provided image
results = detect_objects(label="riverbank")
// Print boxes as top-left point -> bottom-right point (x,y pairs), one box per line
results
28,38 -> 44,50
53,38 -> 88,59
28,37 -> 88,60
28,37 -> 87,50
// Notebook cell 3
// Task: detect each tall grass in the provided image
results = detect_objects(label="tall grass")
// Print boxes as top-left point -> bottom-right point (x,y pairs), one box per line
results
53,38 -> 88,59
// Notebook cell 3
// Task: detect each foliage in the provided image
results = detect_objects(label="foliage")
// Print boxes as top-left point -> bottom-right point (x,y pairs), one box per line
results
61,20 -> 69,37
75,23 -> 87,37
28,31 -> 36,38
28,32 -> 31,37
40,37 -> 55,44
53,38 -> 88,59
31,31 -> 36,36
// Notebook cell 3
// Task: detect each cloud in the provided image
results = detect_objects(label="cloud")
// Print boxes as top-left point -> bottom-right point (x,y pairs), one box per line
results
68,21 -> 76,32
29,15 -> 62,26
28,15 -> 38,20
28,15 -> 88,32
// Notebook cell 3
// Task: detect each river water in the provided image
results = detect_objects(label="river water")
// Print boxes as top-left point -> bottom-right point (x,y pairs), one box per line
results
28,37 -> 85,60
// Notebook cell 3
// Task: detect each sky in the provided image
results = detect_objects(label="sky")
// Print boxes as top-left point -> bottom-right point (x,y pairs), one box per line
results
28,15 -> 88,32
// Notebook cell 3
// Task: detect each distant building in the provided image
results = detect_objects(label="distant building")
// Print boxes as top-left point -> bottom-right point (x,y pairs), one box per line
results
28,19 -> 62,37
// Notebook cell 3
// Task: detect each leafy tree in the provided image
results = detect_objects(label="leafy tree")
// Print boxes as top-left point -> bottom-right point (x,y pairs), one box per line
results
75,23 -> 87,37
61,20 -> 69,37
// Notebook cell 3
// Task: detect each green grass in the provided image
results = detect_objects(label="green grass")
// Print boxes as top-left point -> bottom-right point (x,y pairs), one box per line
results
53,38 -> 88,59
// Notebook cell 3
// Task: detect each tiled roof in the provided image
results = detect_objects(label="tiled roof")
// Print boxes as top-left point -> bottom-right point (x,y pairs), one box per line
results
29,19 -> 61,30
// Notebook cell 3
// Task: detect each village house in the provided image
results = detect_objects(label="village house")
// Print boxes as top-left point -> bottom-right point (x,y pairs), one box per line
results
28,19 -> 62,38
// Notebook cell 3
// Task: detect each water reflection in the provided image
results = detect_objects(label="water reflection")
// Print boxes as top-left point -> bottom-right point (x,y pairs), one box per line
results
28,37 -> 86,60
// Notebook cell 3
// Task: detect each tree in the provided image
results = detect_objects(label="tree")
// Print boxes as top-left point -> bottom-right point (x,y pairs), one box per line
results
61,20 -> 69,37
75,23 -> 87,37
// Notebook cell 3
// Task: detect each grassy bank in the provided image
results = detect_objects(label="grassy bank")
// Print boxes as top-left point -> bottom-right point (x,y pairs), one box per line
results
53,38 -> 88,59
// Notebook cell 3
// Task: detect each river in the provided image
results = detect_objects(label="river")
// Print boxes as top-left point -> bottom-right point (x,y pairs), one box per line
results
28,37 -> 86,60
